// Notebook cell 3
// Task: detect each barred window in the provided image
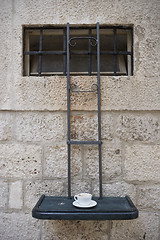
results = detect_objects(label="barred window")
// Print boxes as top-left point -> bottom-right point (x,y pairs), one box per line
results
23,25 -> 133,76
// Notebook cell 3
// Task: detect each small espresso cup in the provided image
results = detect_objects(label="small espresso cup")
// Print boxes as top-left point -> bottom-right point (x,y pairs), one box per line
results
74,193 -> 92,206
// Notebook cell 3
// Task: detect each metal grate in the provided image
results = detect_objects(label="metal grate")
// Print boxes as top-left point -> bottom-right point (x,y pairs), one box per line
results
23,25 -> 133,76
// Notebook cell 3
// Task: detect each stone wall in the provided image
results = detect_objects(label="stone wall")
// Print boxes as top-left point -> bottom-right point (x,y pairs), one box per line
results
0,0 -> 160,239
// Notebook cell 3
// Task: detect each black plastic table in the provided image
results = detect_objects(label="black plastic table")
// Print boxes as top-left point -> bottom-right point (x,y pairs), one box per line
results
32,195 -> 138,220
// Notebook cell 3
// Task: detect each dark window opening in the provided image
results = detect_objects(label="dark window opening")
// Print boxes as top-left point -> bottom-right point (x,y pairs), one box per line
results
23,25 -> 133,76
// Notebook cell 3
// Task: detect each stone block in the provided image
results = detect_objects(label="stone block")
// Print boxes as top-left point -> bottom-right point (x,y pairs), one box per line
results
0,0 -> 12,71
14,0 -> 59,25
101,113 -> 114,140
0,212 -> 40,240
14,0 -> 159,26
9,181 -> 23,209
101,77 -> 160,111
0,180 -> 8,208
137,185 -> 160,210
44,145 -> 67,179
12,26 -> 22,79
135,28 -> 159,78
0,144 -> 42,178
84,144 -> 121,181
92,182 -> 136,201
70,113 -> 98,141
24,180 -> 64,210
70,146 -> 83,179
14,76 -> 99,111
110,211 -> 159,240
44,145 -> 82,178
16,112 -> 65,142
70,112 -> 113,141
70,76 -> 98,111
14,76 -> 67,111
14,76 -> 160,111
0,0 -> 13,109
41,220 -> 109,240
0,112 -> 13,141
116,114 -> 160,142
70,180 -> 92,196
13,76 -> 160,112
124,144 -> 160,182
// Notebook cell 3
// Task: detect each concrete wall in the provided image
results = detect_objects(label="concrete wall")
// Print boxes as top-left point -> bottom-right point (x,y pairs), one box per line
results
0,0 -> 160,239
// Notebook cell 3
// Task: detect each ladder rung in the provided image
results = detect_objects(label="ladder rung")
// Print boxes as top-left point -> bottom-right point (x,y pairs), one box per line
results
67,140 -> 102,145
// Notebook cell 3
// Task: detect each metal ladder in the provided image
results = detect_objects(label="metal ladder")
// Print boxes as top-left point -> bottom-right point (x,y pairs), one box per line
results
66,22 -> 102,199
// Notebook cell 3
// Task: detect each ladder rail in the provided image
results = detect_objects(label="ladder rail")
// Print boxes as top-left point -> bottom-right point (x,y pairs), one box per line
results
97,22 -> 103,199
67,23 -> 71,198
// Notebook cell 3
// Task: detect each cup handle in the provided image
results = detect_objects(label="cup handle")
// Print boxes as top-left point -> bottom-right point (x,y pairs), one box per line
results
74,195 -> 78,201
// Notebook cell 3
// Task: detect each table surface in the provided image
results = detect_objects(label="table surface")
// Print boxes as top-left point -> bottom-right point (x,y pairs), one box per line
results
32,195 -> 138,220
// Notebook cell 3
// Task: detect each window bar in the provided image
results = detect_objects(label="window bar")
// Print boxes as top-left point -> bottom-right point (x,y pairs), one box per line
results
88,28 -> 92,76
97,22 -> 103,199
113,28 -> 117,76
68,50 -> 131,56
100,51 -> 131,55
23,28 -> 26,76
67,23 -> 71,199
63,28 -> 67,76
25,50 -> 66,55
131,28 -> 134,76
38,29 -> 43,76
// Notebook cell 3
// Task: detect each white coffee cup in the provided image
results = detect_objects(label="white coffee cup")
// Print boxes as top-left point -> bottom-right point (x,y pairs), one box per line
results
74,193 -> 92,206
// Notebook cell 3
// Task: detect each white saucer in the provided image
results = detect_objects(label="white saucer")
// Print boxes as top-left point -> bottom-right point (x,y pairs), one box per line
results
73,200 -> 97,208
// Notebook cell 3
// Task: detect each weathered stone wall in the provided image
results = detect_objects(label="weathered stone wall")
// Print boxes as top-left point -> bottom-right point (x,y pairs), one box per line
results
0,0 -> 160,239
